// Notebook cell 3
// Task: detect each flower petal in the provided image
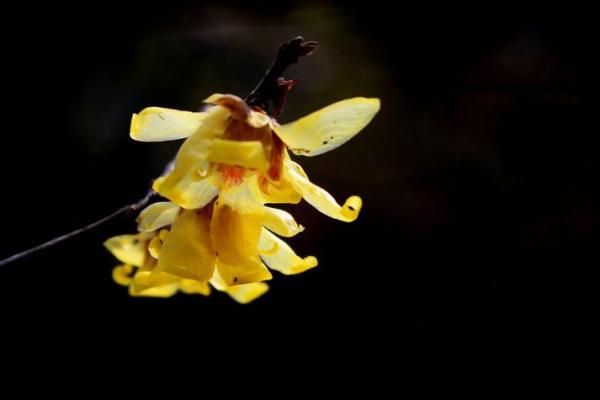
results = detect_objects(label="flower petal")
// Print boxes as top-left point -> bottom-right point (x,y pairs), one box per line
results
208,139 -> 269,171
211,202 -> 272,286
258,229 -> 318,275
285,160 -> 362,222
224,282 -> 269,304
218,174 -> 265,214
152,106 -> 229,208
153,175 -> 220,210
129,270 -> 179,298
209,269 -> 269,304
112,264 -> 135,286
137,202 -> 181,232
130,107 -> 207,142
178,279 -> 211,296
103,233 -> 153,267
274,97 -> 380,156
262,206 -> 304,237
258,175 -> 303,204
156,210 -> 215,282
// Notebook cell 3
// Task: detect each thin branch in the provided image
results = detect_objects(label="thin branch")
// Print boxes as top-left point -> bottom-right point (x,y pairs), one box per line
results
246,36 -> 318,117
0,36 -> 316,268
0,192 -> 157,268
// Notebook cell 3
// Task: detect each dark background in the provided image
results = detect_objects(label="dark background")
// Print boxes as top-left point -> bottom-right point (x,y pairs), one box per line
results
0,2 -> 598,362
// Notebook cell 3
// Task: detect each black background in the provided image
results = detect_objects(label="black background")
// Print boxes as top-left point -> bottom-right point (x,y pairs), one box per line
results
0,2 -> 598,367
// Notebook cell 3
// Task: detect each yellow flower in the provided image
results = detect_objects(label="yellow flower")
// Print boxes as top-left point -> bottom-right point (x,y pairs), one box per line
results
106,93 -> 379,303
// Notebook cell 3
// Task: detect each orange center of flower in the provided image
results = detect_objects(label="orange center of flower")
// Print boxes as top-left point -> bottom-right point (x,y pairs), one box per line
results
221,165 -> 246,185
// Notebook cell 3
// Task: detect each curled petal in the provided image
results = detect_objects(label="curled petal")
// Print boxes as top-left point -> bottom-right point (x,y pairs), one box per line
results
112,264 -> 135,286
258,229 -> 318,275
137,202 -> 181,232
130,107 -> 207,142
104,233 -> 153,267
262,206 -> 304,237
156,210 -> 215,283
285,160 -> 362,222
208,139 -> 269,172
274,97 -> 380,156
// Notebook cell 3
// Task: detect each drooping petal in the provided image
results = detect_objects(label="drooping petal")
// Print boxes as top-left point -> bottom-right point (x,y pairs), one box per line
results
285,160 -> 362,222
137,202 -> 181,232
204,93 -> 270,128
103,233 -> 153,267
258,229 -> 318,275
207,139 -> 269,172
262,206 -> 304,237
274,97 -> 380,156
218,174 -> 265,214
178,279 -> 211,296
129,270 -> 179,298
209,269 -> 269,304
130,107 -> 207,142
156,210 -> 215,283
211,201 -> 272,286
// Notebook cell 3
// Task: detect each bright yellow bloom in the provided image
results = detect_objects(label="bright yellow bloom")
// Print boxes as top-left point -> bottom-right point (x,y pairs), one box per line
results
106,93 -> 379,303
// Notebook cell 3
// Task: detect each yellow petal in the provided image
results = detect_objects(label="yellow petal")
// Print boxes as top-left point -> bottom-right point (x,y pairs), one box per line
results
209,269 -> 269,304
103,233 -> 153,267
258,175 -> 303,204
211,202 -> 272,286
112,264 -> 135,286
153,175 -> 220,210
262,206 -> 304,237
224,282 -> 269,304
129,270 -> 179,298
130,107 -> 207,142
274,97 -> 380,156
147,235 -> 162,259
156,210 -> 215,282
137,202 -> 181,232
218,174 -> 264,214
204,93 -> 270,128
258,229 -> 318,275
153,106 -> 229,208
285,160 -> 362,222
208,139 -> 269,171
178,279 -> 211,296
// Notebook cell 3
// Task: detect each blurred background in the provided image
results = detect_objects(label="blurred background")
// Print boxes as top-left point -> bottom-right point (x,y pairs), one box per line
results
0,2 -> 598,358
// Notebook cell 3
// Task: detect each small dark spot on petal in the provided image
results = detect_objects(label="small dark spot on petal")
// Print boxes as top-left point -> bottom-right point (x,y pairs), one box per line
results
348,206 -> 355,211
323,140 -> 328,145
233,277 -> 238,283
132,239 -> 140,245
215,251 -> 219,256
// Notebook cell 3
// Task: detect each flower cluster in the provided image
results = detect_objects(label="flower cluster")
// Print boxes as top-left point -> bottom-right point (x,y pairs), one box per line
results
105,93 -> 379,303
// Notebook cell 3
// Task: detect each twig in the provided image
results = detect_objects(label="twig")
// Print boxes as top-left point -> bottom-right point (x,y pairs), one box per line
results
0,36 -> 317,268
0,192 -> 157,268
